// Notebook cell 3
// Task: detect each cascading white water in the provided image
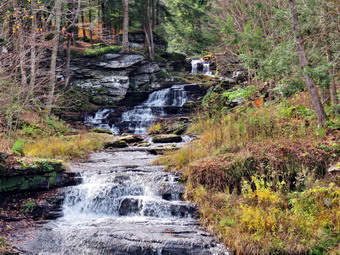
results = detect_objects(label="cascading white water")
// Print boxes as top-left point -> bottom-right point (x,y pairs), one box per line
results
203,63 -> 213,75
85,85 -> 189,135
191,59 -> 203,74
20,151 -> 230,254
191,59 -> 213,75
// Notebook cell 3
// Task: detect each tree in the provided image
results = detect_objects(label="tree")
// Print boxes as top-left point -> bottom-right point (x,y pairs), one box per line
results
122,0 -> 129,53
47,0 -> 63,114
144,0 -> 155,60
289,0 -> 328,127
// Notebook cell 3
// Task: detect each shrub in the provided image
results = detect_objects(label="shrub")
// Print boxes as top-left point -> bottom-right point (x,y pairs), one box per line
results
11,139 -> 26,156
71,46 -> 123,57
223,86 -> 256,101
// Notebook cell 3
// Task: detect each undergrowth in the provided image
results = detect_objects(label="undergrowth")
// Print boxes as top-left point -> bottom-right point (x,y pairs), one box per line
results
71,45 -> 122,57
22,133 -> 112,159
155,92 -> 339,254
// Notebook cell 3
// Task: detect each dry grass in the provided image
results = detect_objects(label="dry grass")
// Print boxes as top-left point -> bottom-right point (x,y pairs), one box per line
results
157,98 -> 340,254
23,133 -> 112,159
0,134 -> 12,153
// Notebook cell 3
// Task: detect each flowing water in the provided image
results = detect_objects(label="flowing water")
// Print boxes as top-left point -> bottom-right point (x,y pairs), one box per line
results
191,60 -> 212,76
20,150 -> 229,255
85,85 -> 189,135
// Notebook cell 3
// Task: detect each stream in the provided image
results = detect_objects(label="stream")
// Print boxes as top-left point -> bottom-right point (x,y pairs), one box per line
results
19,149 -> 229,254
16,78 -> 229,254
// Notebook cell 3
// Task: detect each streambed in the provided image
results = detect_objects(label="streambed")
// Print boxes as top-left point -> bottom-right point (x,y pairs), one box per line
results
15,149 -> 229,255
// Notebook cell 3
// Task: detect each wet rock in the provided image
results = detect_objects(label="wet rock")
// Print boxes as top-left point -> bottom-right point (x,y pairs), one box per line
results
137,142 -> 151,147
147,147 -> 180,155
89,128 -> 113,134
119,135 -> 144,143
152,134 -> 183,143
104,140 -> 128,148
43,210 -> 64,220
118,198 -> 140,216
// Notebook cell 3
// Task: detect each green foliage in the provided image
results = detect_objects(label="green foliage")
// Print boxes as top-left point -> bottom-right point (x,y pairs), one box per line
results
44,116 -> 70,135
11,139 -> 26,156
20,201 -> 36,213
71,46 -> 122,57
223,86 -> 255,101
277,100 -> 314,119
155,70 -> 170,79
273,77 -> 305,97
20,124 -> 42,138
161,0 -> 219,54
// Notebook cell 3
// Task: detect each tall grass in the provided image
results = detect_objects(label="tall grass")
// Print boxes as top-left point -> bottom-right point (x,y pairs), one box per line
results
23,133 -> 112,159
157,98 -> 339,254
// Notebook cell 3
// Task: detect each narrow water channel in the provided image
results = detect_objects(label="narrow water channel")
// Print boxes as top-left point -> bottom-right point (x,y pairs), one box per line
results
20,149 -> 229,254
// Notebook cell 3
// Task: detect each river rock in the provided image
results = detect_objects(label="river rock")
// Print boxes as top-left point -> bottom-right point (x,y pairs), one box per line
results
152,134 -> 183,143
89,128 -> 113,134
119,135 -> 144,143
104,140 -> 128,148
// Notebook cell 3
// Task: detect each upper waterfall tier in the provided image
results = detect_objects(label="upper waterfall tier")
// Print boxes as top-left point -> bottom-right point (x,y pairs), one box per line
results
85,84 -> 192,135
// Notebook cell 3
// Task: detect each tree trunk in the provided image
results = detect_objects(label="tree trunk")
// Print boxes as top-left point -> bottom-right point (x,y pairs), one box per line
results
89,0 -> 93,45
28,0 -> 37,102
64,36 -> 72,88
156,0 -> 160,25
289,0 -> 328,127
81,10 -> 86,40
47,0 -> 63,114
322,4 -> 338,105
151,0 -> 155,30
144,0 -> 154,60
122,0 -> 129,53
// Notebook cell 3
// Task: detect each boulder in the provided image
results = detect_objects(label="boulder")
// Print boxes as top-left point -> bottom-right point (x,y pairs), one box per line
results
104,140 -> 128,148
89,128 -> 113,134
137,142 -> 151,147
152,134 -> 183,143
118,197 -> 140,216
98,55 -> 145,69
119,135 -> 144,143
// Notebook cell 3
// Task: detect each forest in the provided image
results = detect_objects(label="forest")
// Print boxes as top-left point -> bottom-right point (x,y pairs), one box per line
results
0,0 -> 339,254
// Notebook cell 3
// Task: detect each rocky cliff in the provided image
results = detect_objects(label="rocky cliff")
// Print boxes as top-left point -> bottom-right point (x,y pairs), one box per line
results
70,53 -> 186,106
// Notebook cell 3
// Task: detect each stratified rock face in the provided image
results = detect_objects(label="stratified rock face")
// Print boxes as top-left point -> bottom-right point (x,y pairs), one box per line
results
98,54 -> 145,69
0,160 -> 81,194
70,54 -> 171,106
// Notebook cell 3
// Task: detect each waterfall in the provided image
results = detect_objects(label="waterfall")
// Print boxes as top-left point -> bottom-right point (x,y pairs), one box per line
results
85,85 -> 189,135
20,151 -> 230,254
191,59 -> 213,75
203,63 -> 212,75
191,59 -> 203,74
